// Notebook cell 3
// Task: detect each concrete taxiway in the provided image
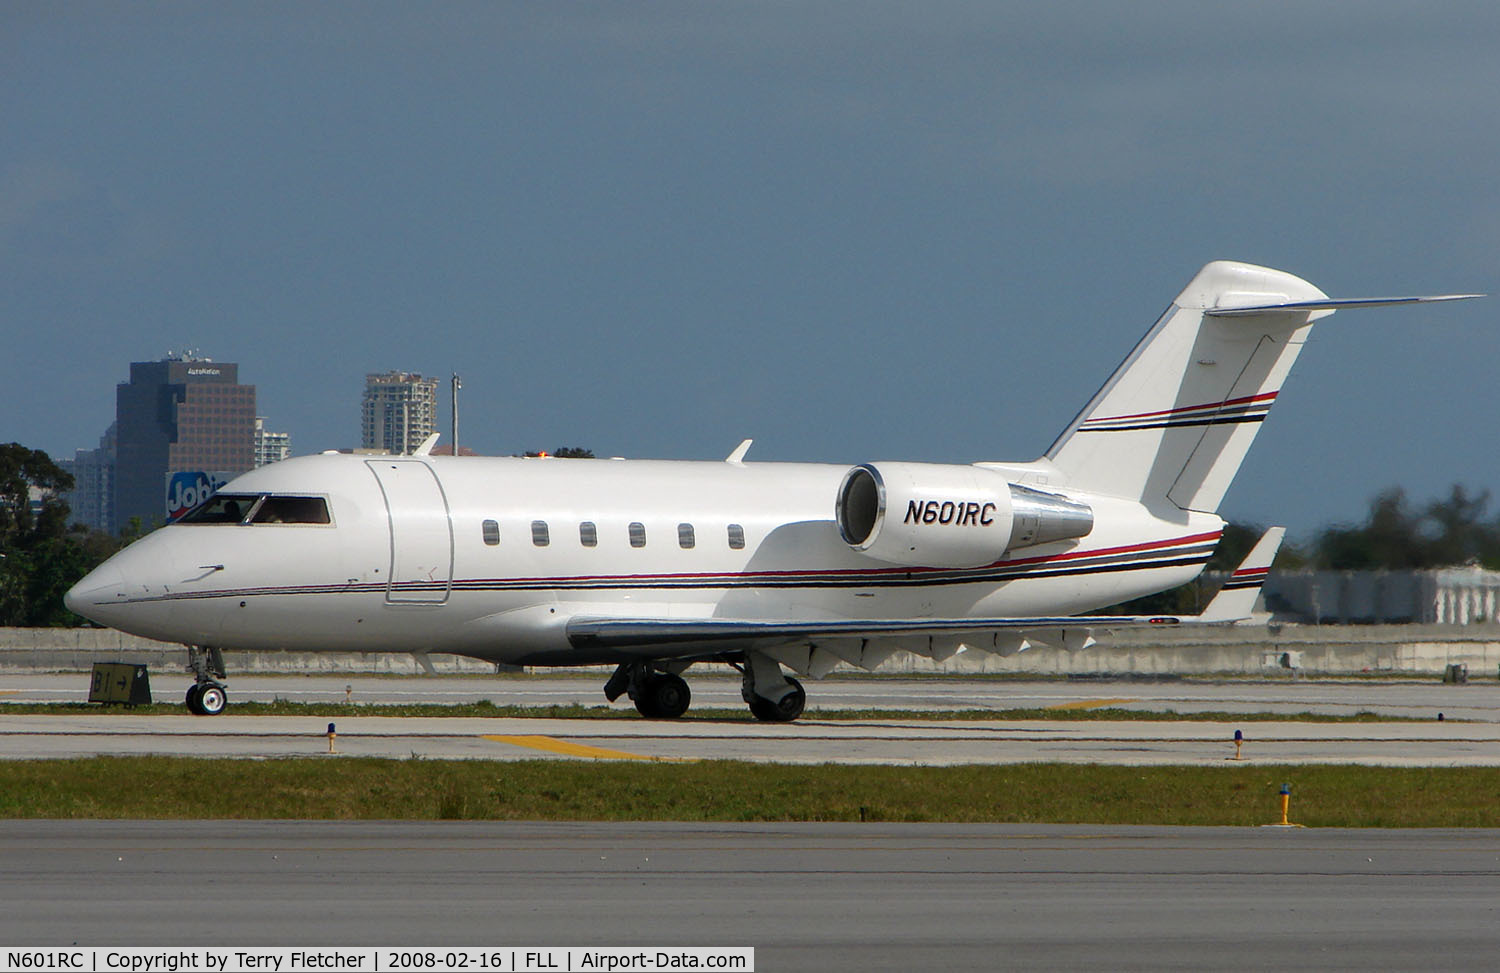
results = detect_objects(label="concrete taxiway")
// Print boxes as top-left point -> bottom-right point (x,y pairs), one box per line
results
4,671 -> 1499,719
5,821 -> 1500,971
1,713 -> 1497,765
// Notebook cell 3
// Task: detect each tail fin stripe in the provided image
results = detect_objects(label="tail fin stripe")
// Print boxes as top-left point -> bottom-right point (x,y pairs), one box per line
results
1079,411 -> 1270,434
1079,390 -> 1279,427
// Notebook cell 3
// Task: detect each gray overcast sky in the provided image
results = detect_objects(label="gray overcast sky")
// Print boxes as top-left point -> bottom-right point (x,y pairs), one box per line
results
3,1 -> 1497,539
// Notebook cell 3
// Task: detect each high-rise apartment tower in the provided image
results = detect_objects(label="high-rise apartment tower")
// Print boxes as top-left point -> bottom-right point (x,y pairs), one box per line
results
361,371 -> 439,455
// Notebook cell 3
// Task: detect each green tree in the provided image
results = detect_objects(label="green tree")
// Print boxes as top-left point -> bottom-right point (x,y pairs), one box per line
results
1312,484 -> 1500,570
0,443 -> 125,627
0,444 -> 75,625
1315,488 -> 1425,569
1420,484 -> 1500,568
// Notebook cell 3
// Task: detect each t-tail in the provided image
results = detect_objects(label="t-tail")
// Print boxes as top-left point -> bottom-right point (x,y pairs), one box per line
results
1045,260 -> 1481,515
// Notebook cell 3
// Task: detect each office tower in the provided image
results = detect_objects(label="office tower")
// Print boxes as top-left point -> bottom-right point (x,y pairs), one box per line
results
114,354 -> 256,529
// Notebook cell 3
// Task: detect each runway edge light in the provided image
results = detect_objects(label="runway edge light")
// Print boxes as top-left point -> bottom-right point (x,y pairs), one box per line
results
1262,782 -> 1306,829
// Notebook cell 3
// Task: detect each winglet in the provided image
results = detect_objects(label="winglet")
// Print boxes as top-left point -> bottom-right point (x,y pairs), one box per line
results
1198,527 -> 1286,623
726,439 -> 753,465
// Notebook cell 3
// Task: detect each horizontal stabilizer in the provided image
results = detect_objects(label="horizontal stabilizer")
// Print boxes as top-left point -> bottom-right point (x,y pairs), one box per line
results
1206,295 -> 1482,317
1197,526 -> 1285,623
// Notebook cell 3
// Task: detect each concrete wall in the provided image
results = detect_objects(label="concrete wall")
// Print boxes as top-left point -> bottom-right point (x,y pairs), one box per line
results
878,623 -> 1500,676
6,624 -> 1500,678
0,628 -> 499,675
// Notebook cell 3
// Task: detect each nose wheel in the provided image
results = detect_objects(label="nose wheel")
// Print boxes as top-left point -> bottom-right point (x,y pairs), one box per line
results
185,645 -> 229,716
185,682 -> 228,716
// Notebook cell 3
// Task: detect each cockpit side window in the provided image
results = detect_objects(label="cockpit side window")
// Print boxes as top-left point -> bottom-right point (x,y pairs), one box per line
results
179,494 -> 332,525
251,496 -> 332,525
179,493 -> 262,524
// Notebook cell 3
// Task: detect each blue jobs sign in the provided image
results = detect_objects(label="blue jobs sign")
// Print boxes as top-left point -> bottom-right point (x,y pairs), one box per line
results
165,471 -> 232,522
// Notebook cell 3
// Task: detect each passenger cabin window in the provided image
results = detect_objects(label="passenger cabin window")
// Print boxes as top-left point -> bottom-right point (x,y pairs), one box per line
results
678,523 -> 695,549
629,522 -> 647,548
579,522 -> 598,547
727,524 -> 746,550
251,496 -> 331,525
532,521 -> 550,547
482,520 -> 500,546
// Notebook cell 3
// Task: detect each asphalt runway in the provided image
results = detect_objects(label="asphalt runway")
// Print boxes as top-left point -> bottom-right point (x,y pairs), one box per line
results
4,673 -> 1500,765
5,821 -> 1500,971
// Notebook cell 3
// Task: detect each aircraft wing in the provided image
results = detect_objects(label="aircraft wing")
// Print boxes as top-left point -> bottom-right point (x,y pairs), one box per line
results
567,528 -> 1285,662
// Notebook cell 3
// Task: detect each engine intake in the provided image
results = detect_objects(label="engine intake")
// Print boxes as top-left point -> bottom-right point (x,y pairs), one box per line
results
835,462 -> 1093,568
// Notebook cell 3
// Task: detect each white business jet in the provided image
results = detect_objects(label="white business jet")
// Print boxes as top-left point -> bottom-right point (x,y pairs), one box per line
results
65,261 -> 1479,718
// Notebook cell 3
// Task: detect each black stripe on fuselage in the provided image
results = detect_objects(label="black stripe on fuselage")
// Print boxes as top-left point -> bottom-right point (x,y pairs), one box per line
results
100,542 -> 1216,605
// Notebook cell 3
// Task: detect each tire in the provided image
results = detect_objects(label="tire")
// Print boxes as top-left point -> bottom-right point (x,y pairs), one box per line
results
635,673 -> 691,720
196,684 -> 227,716
747,677 -> 805,722
185,684 -> 204,715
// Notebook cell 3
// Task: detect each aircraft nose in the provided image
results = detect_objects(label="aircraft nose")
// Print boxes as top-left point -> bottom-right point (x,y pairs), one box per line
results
64,558 -> 129,624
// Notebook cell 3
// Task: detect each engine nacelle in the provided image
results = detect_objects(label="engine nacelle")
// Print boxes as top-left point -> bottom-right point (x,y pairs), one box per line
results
835,462 -> 1093,568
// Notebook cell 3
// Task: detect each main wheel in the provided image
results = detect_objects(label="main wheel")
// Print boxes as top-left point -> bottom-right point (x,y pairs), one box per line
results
635,673 -> 691,720
747,677 -> 805,722
185,684 -> 204,715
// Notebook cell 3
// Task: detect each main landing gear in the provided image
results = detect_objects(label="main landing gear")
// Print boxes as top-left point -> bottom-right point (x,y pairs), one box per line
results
738,650 -> 806,722
603,652 -> 807,722
185,645 -> 229,716
604,661 -> 692,719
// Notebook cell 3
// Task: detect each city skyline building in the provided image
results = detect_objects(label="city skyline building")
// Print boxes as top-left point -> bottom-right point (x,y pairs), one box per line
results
61,423 -> 117,533
114,354 -> 257,529
361,371 -> 439,455
254,417 -> 291,467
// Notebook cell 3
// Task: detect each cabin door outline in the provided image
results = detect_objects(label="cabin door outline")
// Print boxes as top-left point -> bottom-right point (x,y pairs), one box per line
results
366,460 -> 454,605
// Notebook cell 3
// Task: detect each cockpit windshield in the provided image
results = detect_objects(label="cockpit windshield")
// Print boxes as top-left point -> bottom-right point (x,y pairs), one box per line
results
178,493 -> 331,526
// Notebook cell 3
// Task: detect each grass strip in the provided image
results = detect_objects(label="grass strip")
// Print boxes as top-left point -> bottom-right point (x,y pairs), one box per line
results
0,758 -> 1495,827
0,701 -> 1418,721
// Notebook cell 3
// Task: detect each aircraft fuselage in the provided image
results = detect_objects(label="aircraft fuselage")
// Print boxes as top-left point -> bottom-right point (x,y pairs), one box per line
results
67,452 -> 1217,666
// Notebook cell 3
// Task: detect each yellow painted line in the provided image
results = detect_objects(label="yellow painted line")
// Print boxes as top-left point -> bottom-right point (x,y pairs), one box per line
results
483,734 -> 671,762
1046,697 -> 1135,711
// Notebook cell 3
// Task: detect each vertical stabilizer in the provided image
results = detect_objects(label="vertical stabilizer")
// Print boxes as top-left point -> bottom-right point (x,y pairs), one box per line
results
1046,262 -> 1328,514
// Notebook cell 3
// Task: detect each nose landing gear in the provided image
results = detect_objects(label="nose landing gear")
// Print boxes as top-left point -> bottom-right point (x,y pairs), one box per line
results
185,645 -> 229,716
